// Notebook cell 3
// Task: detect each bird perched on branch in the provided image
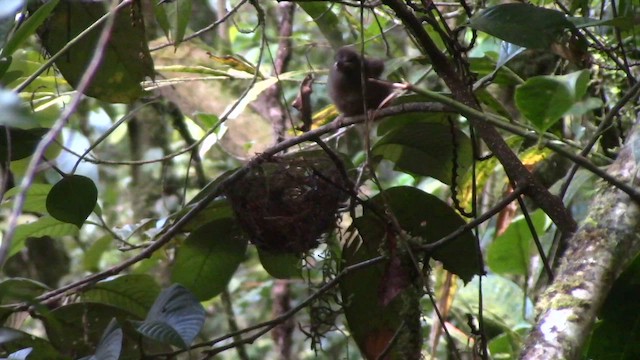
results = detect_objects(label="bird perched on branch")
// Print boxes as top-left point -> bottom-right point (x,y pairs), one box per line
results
328,47 -> 392,116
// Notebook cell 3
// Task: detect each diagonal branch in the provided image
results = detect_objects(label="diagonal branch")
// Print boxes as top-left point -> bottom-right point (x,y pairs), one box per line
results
521,112 -> 640,359
381,0 -> 577,234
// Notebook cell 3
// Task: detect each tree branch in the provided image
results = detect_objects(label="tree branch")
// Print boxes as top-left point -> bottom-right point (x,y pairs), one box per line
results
521,112 -> 640,359
381,0 -> 577,235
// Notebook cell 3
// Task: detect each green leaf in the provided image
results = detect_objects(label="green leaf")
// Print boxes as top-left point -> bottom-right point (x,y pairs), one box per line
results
135,284 -> 205,349
81,275 -> 160,319
469,4 -> 573,49
156,0 -> 192,47
373,121 -> 472,184
171,218 -> 247,300
153,1 -> 171,41
355,187 -> 481,283
46,175 -> 97,228
38,1 -> 154,103
79,319 -> 122,360
10,216 -> 79,259
1,0 -> 59,58
257,249 -> 301,279
0,278 -> 49,304
557,70 -> 590,99
339,233 -> 422,359
3,184 -> 53,214
0,127 -> 48,163
515,70 -> 592,132
0,328 -> 64,360
515,76 -> 574,132
43,303 -> 138,358
487,210 -> 549,276
453,274 -> 534,331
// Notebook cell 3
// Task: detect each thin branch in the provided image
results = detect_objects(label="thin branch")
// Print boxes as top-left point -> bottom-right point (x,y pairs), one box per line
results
0,0 -> 129,270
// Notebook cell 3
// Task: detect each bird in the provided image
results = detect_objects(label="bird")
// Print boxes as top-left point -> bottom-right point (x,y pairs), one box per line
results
328,47 -> 392,116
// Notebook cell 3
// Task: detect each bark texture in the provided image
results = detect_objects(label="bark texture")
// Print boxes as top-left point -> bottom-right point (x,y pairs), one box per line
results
521,114 -> 640,359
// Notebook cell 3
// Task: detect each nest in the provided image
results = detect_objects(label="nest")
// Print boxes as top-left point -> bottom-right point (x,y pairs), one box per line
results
226,152 -> 348,253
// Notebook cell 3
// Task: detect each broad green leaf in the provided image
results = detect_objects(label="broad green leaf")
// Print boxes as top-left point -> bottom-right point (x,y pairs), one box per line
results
557,70 -> 590,99
1,0 -> 59,58
153,1 -> 171,41
38,1 -> 154,103
180,198 -> 234,232
3,184 -> 53,214
355,186 -> 481,283
78,319 -> 122,360
340,233 -> 422,359
515,70 -> 592,132
487,210 -> 549,276
373,122 -> 472,184
135,284 -> 205,349
470,4 -> 573,49
171,218 -> 247,300
163,0 -> 191,47
46,175 -> 98,228
10,216 -> 79,259
43,303 -> 144,359
0,127 -> 48,163
257,249 -> 301,279
81,275 -> 160,319
453,274 -> 534,331
515,76 -> 574,132
0,278 -> 49,304
0,328 -> 64,360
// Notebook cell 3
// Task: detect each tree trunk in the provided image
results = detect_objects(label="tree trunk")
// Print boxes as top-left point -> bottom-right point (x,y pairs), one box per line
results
521,113 -> 640,359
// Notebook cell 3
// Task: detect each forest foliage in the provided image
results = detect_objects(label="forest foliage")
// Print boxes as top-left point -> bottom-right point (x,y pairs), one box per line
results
0,0 -> 639,359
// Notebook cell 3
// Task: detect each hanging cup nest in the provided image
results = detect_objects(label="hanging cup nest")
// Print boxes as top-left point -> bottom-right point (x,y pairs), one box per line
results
226,152 -> 349,253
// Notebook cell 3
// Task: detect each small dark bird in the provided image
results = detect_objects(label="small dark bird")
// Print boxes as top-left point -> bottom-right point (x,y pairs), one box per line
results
328,47 -> 392,116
